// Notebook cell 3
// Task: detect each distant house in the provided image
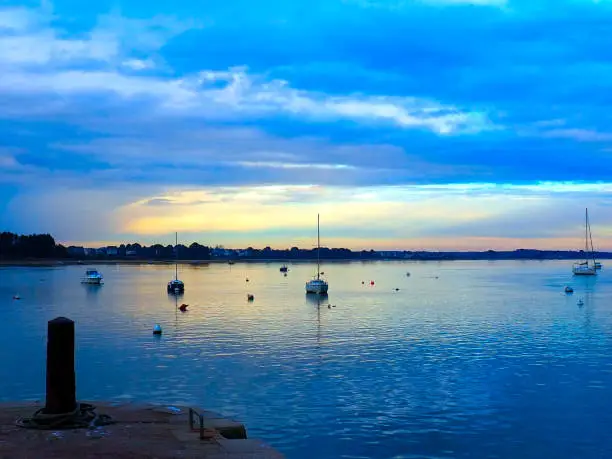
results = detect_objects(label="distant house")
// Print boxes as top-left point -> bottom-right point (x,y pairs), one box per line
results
126,250 -> 138,257
95,248 -> 107,255
211,248 -> 234,258
67,246 -> 85,257
106,246 -> 118,256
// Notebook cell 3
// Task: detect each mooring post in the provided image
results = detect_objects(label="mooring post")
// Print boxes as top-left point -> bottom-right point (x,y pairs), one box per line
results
43,317 -> 77,414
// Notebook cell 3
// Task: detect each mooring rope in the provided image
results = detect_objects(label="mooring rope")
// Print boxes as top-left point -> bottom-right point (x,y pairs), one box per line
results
15,402 -> 115,430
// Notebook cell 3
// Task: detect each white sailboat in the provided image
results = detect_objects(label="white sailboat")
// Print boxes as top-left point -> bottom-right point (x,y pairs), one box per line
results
306,214 -> 329,295
572,208 -> 597,276
167,232 -> 185,293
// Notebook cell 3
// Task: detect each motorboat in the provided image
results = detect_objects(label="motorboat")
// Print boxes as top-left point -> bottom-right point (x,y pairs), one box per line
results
81,268 -> 103,285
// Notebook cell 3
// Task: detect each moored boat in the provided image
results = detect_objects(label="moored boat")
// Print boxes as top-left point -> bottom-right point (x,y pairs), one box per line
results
168,232 -> 185,294
81,268 -> 103,285
572,208 -> 597,276
305,214 -> 329,295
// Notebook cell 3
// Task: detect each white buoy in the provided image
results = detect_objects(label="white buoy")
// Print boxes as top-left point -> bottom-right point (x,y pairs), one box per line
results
153,324 -> 162,335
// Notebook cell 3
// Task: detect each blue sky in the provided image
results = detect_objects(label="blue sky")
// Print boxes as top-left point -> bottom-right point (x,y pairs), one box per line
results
1,0 -> 612,250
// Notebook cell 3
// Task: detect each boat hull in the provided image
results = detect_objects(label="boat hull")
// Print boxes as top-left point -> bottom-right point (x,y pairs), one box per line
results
167,280 -> 185,294
81,278 -> 103,285
572,267 -> 597,276
305,281 -> 329,295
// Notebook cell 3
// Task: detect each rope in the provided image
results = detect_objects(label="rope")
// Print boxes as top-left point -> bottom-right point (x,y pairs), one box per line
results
15,403 -> 115,430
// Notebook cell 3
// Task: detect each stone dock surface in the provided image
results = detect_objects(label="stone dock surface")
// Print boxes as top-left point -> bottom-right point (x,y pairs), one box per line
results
0,401 -> 285,458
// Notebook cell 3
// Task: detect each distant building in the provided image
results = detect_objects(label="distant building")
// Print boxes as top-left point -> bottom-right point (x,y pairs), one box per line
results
67,246 -> 85,257
211,248 -> 234,258
106,246 -> 118,256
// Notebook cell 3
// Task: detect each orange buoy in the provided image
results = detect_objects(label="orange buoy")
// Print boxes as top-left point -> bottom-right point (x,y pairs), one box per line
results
179,304 -> 188,312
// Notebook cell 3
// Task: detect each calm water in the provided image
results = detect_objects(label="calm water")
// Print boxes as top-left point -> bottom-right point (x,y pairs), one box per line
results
1,261 -> 611,458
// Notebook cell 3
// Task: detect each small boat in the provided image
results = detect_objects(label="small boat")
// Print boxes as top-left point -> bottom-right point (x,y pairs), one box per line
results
168,279 -> 185,294
81,269 -> 103,285
306,214 -> 329,295
228,260 -> 235,265
572,208 -> 597,276
565,286 -> 574,293
280,265 -> 289,273
167,232 -> 185,294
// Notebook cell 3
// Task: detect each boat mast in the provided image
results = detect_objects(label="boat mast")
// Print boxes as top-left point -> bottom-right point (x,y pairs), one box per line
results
175,232 -> 178,281
587,208 -> 596,264
317,214 -> 320,280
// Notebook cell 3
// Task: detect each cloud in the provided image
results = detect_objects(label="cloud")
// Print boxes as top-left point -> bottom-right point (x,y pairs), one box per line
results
0,5 -> 494,135
541,128 -> 612,142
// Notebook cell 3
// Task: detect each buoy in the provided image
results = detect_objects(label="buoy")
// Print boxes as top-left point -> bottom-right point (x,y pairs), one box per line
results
284,273 -> 287,277
406,272 -> 410,277
565,286 -> 573,294
370,281 -> 375,286
179,304 -> 188,312
13,294 -> 20,300
153,324 -> 162,335
328,304 -> 331,309
577,299 -> 584,306
361,281 -> 365,285
247,294 -> 254,301
395,288 -> 400,291
320,271 -> 325,275
246,278 -> 249,282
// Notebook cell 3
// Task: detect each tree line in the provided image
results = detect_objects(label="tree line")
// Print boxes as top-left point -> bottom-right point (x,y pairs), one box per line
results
0,232 -> 68,259
2,231 -> 611,261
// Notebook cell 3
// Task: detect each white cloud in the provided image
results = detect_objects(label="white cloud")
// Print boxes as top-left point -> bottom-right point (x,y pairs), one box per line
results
122,58 -> 155,71
542,128 -> 612,142
0,6 -> 494,135
0,6 -> 195,68
344,0 -> 507,9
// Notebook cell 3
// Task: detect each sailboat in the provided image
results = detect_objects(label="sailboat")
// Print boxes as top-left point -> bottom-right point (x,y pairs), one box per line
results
167,232 -> 185,293
572,208 -> 597,276
305,214 -> 329,295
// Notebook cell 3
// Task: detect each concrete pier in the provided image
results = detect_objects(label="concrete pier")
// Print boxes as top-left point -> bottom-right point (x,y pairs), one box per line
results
1,401 -> 284,458
1,317 -> 284,458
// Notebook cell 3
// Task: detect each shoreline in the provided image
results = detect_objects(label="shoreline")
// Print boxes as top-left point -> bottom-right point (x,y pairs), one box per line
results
1,257 -> 610,267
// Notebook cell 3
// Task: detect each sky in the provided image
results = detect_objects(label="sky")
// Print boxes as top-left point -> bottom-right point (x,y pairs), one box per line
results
1,0 -> 612,250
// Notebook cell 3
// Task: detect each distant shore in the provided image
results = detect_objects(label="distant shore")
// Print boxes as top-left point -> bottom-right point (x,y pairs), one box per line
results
1,255 -> 610,267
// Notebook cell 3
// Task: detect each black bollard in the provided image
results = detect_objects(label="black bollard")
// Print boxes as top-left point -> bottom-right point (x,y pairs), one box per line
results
43,317 -> 76,414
